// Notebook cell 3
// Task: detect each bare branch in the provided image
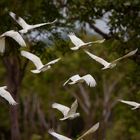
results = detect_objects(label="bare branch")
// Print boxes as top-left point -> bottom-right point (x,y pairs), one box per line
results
88,22 -> 111,39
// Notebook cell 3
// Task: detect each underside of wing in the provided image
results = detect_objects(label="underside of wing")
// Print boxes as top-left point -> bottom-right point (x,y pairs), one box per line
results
0,89 -> 17,105
112,48 -> 138,63
46,58 -> 61,66
68,32 -> 85,46
52,103 -> 70,116
21,51 -> 43,69
82,74 -> 96,87
69,74 -> 81,83
63,75 -> 81,86
9,12 -> 28,29
9,31 -> 26,47
120,100 -> 140,107
84,50 -> 110,67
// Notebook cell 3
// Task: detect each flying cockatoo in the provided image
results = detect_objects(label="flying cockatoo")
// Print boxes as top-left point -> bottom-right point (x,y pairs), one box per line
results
68,32 -> 105,50
21,50 -> 61,73
119,99 -> 140,110
9,11 -> 57,34
63,74 -> 96,87
48,122 -> 99,140
0,30 -> 26,53
0,86 -> 17,105
52,99 -> 80,121
48,129 -> 72,140
84,48 -> 138,70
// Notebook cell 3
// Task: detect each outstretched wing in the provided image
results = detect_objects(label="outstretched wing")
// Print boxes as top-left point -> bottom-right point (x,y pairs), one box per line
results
48,129 -> 72,140
33,19 -> 57,28
63,74 -> 81,86
112,48 -> 138,63
9,12 -> 28,29
84,50 -> 110,67
68,32 -> 85,46
46,58 -> 61,66
2,30 -> 26,47
77,122 -> 99,140
82,74 -> 96,87
68,99 -> 78,115
1,30 -> 26,47
0,87 -> 17,105
21,51 -> 43,69
52,103 -> 70,117
119,100 -> 140,107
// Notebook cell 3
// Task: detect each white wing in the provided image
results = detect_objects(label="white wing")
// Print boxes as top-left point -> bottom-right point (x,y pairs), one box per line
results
77,122 -> 99,140
68,99 -> 78,115
0,87 -> 17,105
52,103 -> 70,117
9,12 -> 29,29
63,74 -> 81,86
21,51 -> 43,69
1,30 -> 26,47
119,100 -> 140,107
112,48 -> 138,63
0,37 -> 5,53
69,74 -> 81,83
48,129 -> 72,140
32,19 -> 57,28
45,58 -> 61,66
68,32 -> 85,46
82,74 -> 96,87
84,50 -> 110,67
92,39 -> 105,44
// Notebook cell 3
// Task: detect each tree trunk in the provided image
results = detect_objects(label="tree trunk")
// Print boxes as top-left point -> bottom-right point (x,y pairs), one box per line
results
4,55 -> 23,140
9,106 -> 20,140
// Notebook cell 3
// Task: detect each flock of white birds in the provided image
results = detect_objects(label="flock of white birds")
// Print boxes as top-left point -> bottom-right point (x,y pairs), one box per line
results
0,11 -> 139,140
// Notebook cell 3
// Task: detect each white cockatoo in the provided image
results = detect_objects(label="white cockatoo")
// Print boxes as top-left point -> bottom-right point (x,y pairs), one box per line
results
84,48 -> 138,70
52,99 -> 80,121
0,30 -> 26,53
63,74 -> 96,87
0,86 -> 17,105
119,99 -> 140,110
9,11 -> 57,33
21,50 -> 61,73
68,32 -> 105,50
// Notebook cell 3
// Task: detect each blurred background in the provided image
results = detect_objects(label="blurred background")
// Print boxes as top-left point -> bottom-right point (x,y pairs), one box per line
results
0,0 -> 140,140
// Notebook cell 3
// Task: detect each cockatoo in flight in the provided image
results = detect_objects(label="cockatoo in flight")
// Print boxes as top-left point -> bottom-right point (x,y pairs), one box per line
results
84,48 -> 138,70
21,50 -> 61,73
68,32 -> 105,50
52,99 -> 80,121
9,11 -> 57,33
63,74 -> 96,87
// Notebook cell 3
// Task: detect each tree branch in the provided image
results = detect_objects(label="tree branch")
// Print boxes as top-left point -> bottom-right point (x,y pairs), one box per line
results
88,21 -> 111,39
